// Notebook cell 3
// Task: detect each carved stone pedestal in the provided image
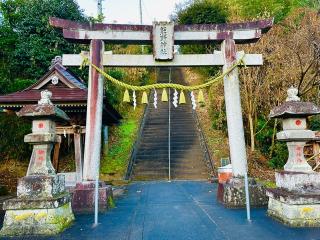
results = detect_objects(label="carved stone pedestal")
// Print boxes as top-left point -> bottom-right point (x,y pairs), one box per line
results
0,91 -> 74,236
217,178 -> 268,208
267,171 -> 320,227
70,182 -> 113,213
1,175 -> 74,236
266,87 -> 320,227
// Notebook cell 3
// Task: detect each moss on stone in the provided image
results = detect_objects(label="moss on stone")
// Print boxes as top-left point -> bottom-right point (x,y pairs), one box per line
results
14,212 -> 32,221
108,196 -> 116,209
0,203 -> 74,236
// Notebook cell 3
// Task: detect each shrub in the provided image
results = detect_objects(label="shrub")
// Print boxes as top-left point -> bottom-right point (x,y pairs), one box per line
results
0,114 -> 31,161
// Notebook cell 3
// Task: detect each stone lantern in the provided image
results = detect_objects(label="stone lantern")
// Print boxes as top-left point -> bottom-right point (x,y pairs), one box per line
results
267,87 -> 320,227
0,90 -> 75,236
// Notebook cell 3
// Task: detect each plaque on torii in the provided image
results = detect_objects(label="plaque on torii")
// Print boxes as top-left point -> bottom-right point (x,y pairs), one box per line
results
50,17 -> 273,182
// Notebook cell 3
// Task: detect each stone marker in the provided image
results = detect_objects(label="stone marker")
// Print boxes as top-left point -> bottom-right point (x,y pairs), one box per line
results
0,90 -> 75,236
267,86 -> 320,227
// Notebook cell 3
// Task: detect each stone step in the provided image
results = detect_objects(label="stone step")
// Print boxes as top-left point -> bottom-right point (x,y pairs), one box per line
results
131,68 -> 211,181
139,142 -> 201,148
133,162 -> 207,171
132,171 -> 209,180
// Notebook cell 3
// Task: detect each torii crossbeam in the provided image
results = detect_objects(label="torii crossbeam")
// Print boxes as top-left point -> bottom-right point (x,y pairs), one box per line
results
50,17 -> 272,190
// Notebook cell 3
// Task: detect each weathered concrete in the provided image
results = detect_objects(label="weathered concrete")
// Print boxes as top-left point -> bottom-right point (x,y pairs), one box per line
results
267,87 -> 320,227
70,182 -> 113,213
222,39 -> 248,178
17,175 -> 65,199
275,171 -> 320,192
1,203 -> 74,236
217,178 -> 268,208
0,90 -> 74,236
268,196 -> 320,227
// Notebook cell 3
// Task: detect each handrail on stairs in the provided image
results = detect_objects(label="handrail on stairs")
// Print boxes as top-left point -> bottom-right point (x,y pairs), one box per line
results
192,110 -> 215,176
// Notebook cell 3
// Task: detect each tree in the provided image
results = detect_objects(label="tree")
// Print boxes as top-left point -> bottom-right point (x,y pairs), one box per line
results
0,0 -> 87,91
172,0 -> 228,55
239,8 -> 320,153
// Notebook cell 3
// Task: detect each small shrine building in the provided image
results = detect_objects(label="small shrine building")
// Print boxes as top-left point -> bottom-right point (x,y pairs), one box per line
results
0,57 -> 122,184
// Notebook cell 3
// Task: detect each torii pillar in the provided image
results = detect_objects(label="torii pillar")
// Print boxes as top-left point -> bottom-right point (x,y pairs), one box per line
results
222,39 -> 247,177
83,39 -> 104,181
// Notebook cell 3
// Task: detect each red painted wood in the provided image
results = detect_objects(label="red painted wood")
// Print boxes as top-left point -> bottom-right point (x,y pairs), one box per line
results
49,17 -> 273,33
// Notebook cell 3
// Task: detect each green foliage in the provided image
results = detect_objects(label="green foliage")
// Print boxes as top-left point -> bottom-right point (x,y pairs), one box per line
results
0,0 -> 87,89
174,0 -> 227,77
254,118 -> 288,169
268,142 -> 288,168
175,0 -> 227,25
0,78 -> 36,94
174,0 -> 227,55
0,114 -> 31,161
309,115 -> 320,131
210,110 -> 227,131
101,118 -> 140,175
105,69 -> 126,107
227,0 -> 319,22
255,118 -> 275,156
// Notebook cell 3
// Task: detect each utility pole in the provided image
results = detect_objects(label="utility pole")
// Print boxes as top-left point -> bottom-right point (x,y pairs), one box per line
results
139,0 -> 143,24
97,0 -> 103,16
139,0 -> 144,53
93,0 -> 104,228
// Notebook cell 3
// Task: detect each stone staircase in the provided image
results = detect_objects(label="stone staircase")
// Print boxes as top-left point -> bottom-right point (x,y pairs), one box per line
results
131,68 -> 211,180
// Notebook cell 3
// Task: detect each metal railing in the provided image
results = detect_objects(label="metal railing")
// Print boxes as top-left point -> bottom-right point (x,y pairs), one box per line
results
192,109 -> 215,176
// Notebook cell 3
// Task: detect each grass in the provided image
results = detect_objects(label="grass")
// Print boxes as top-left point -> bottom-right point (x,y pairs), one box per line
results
100,106 -> 144,181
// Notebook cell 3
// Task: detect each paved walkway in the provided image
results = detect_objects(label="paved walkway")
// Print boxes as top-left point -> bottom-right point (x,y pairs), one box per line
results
4,181 -> 320,240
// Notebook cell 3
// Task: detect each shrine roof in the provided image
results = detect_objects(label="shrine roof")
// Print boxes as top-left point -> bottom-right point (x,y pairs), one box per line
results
0,59 -> 122,125
0,61 -> 88,104
0,88 -> 87,104
269,101 -> 320,118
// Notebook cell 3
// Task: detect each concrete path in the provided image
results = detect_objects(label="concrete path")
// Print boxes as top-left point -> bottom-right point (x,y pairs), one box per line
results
4,181 -> 320,240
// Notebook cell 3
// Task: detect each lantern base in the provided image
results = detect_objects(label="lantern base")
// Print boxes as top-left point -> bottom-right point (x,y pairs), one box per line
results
267,188 -> 320,227
0,201 -> 74,236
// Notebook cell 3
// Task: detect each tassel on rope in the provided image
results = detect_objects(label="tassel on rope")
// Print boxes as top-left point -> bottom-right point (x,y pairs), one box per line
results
161,88 -> 168,102
133,91 -> 137,110
198,89 -> 205,104
141,91 -> 148,104
179,90 -> 186,104
153,88 -> 158,109
173,89 -> 178,108
190,91 -> 197,110
123,89 -> 130,103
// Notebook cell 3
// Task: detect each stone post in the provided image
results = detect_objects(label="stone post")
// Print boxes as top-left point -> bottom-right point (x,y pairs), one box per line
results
83,39 -> 104,181
222,39 -> 247,177
0,90 -> 74,236
71,40 -> 113,214
216,39 -> 268,208
267,87 -> 320,227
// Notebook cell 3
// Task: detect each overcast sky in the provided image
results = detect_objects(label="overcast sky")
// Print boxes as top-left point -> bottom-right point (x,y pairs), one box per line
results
76,0 -> 186,24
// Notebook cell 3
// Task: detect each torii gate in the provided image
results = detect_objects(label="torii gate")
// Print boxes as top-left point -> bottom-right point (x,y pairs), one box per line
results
50,17 -> 272,201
